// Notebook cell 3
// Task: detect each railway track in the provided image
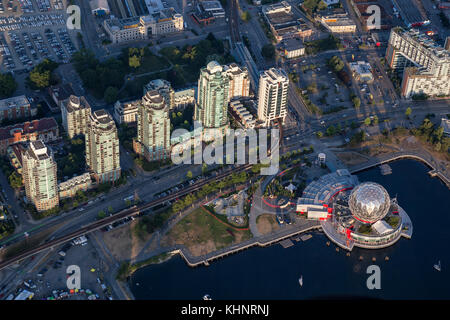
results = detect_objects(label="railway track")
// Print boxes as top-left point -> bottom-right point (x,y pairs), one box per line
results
0,164 -> 253,271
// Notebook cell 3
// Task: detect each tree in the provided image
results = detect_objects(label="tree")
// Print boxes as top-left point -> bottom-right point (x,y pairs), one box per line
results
0,73 -> 17,98
29,69 -> 51,88
316,131 -> 323,138
98,210 -> 106,219
241,11 -> 251,22
186,170 -> 193,179
104,86 -> 118,104
261,44 -> 275,59
352,96 -> 361,109
372,115 -> 379,125
364,117 -> 371,126
108,206 -> 113,213
129,55 -> 141,68
8,172 -> 23,189
405,107 -> 412,118
202,163 -> 208,174
326,125 -> 336,136
28,59 -> 58,89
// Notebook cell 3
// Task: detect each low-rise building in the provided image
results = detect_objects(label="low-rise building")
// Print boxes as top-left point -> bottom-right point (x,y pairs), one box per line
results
318,11 -> 357,33
48,84 -> 75,112
263,1 -> 313,42
90,0 -> 110,15
113,100 -> 139,125
58,172 -> 93,199
173,87 -> 196,108
0,95 -> 36,122
277,37 -> 305,59
349,61 -> 373,82
104,9 -> 183,44
198,0 -> 225,18
7,143 -> 26,174
441,118 -> 450,137
0,117 -> 59,154
229,100 -> 256,129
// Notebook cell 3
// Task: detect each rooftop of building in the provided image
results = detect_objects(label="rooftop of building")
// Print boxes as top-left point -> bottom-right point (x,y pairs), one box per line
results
392,27 -> 450,60
200,0 -> 224,11
350,61 -> 372,73
441,118 -> 450,134
223,63 -> 249,76
278,37 -> 305,51
28,140 -> 51,160
263,0 -> 291,14
0,95 -> 30,111
143,90 -> 166,108
0,117 -> 58,141
48,84 -> 75,102
90,0 -> 109,10
392,0 -> 428,25
261,68 -> 288,83
64,95 -> 91,113
59,172 -> 92,189
92,109 -> 115,126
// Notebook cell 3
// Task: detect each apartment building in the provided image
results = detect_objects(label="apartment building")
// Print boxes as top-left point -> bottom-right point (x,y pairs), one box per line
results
61,95 -> 91,138
257,68 -> 289,127
85,110 -> 121,183
22,140 -> 59,212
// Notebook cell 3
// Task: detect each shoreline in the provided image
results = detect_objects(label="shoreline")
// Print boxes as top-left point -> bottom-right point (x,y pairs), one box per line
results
119,155 -> 449,299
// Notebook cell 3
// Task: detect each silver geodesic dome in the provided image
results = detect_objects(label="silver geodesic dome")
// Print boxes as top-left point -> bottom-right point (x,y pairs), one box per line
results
348,182 -> 390,224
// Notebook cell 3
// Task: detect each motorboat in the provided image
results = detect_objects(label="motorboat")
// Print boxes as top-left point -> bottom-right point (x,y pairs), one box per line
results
434,260 -> 441,272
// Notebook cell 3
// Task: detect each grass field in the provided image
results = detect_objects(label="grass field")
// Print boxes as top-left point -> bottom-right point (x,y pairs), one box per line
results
162,208 -> 253,256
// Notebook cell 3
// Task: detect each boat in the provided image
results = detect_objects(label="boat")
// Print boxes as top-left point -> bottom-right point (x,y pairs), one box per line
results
298,275 -> 303,287
203,294 -> 212,300
434,260 -> 441,272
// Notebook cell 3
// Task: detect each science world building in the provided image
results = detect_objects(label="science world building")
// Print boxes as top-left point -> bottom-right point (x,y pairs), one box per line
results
296,169 -> 413,250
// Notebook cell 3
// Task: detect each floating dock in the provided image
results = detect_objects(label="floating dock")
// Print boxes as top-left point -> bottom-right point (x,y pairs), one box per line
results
300,234 -> 313,241
279,239 -> 294,248
380,164 -> 392,175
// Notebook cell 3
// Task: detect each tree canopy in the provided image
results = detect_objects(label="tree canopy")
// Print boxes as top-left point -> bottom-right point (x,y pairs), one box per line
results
0,73 -> 17,98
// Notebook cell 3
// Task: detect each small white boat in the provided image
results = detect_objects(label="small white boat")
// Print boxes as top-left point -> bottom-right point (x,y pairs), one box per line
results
299,275 -> 303,287
203,294 -> 212,300
434,260 -> 441,272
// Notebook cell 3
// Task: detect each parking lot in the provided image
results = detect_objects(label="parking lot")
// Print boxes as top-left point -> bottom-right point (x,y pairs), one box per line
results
18,236 -> 112,300
0,0 -> 80,72
295,60 -> 353,114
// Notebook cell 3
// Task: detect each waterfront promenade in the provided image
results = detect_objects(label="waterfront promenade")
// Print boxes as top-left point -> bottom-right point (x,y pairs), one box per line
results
131,219 -> 320,268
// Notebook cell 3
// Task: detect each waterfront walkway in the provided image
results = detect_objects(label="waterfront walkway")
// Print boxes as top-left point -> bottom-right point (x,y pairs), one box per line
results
132,218 -> 321,268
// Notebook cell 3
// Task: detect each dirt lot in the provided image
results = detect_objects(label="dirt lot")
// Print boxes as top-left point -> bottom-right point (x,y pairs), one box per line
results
161,208 -> 252,257
101,221 -> 153,261
335,151 -> 370,166
256,214 -> 280,235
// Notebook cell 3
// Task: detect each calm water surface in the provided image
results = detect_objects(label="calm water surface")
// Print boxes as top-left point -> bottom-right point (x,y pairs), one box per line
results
130,159 -> 450,299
